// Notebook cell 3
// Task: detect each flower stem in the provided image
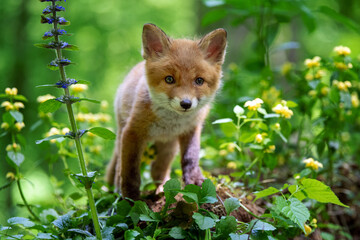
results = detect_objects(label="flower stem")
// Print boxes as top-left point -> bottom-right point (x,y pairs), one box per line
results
237,157 -> 259,179
50,1 -> 102,238
16,180 -> 40,221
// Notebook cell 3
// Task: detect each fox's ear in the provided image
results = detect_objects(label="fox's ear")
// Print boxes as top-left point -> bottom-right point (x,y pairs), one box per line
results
142,24 -> 171,59
199,28 -> 227,64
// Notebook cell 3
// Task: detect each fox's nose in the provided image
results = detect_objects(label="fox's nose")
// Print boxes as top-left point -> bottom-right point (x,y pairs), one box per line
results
180,99 -> 192,110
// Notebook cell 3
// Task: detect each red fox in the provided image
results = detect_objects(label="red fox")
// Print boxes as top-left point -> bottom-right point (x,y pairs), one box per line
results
106,23 -> 227,199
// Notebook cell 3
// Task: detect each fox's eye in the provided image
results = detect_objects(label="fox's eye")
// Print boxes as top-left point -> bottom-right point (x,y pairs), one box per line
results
165,76 -> 175,84
195,77 -> 204,86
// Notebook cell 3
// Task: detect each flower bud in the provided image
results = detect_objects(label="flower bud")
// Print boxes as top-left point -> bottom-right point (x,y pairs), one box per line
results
70,84 -> 88,93
1,122 -> 9,130
15,122 -> 25,131
6,172 -> 15,180
14,102 -> 25,110
255,134 -> 263,143
227,162 -> 237,169
6,144 -> 12,151
219,149 -> 227,156
1,101 -> 14,111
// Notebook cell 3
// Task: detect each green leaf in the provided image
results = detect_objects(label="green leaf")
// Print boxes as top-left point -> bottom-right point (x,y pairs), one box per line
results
101,227 -> 115,240
215,216 -> 238,238
212,118 -> 233,124
72,171 -> 99,189
164,178 -> 181,205
230,233 -> 248,240
318,6 -> 360,33
299,5 -> 316,33
9,111 -> 23,122
264,113 -> 280,119
199,179 -> 217,204
52,211 -> 75,230
116,200 -> 132,218
36,233 -> 54,239
124,229 -> 140,240
254,187 -> 280,202
224,197 -> 240,215
273,196 -> 288,213
8,217 -> 35,228
265,23 -> 279,46
88,127 -> 116,140
288,185 -> 306,201
39,99 -> 62,113
301,179 -> 348,207
179,191 -> 199,204
36,84 -> 58,88
129,201 -> 151,225
201,9 -> 227,26
77,98 -> 101,104
36,134 -> 68,144
252,220 -> 276,231
193,212 -> 216,230
68,228 -> 93,237
7,151 -> 24,167
169,226 -> 187,239
39,209 -> 59,224
281,198 -> 310,233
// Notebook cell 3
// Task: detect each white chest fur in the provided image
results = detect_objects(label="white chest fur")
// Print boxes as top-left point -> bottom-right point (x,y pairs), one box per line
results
148,106 -> 203,142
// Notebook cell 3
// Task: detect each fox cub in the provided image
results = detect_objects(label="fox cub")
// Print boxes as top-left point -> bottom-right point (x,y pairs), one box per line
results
106,23 -> 227,199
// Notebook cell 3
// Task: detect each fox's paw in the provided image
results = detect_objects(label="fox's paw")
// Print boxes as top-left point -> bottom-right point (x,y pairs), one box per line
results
183,167 -> 204,186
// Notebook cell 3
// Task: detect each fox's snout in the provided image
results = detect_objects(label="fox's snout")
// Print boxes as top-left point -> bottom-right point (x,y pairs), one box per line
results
180,99 -> 192,110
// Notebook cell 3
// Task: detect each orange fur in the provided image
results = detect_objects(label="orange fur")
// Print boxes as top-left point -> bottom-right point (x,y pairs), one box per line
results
106,24 -> 227,199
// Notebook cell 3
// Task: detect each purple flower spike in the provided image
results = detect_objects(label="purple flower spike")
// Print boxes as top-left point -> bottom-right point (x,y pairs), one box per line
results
43,31 -> 54,37
60,42 -> 69,49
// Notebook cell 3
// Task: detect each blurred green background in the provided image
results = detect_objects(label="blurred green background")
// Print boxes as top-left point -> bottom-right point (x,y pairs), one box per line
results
1,0 -> 360,225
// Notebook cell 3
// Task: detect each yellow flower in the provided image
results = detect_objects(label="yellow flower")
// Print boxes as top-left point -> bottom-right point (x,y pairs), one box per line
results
6,172 -> 15,180
281,62 -> 292,76
272,103 -> 293,119
303,158 -> 323,170
265,145 -> 276,153
61,127 -> 70,135
98,113 -> 111,123
70,84 -> 88,93
333,45 -> 351,56
227,162 -> 237,169
308,90 -> 317,97
321,86 -> 329,96
5,88 -> 18,96
304,56 -> 321,68
275,123 -> 281,130
311,218 -> 317,224
15,122 -> 25,131
87,113 -> 98,123
314,70 -> 325,79
219,149 -> 228,156
90,145 -> 102,155
255,134 -> 263,143
76,113 -> 86,122
227,143 -> 236,153
46,127 -> 60,143
344,81 -> 352,88
305,73 -> 313,81
6,144 -> 13,151
304,224 -> 312,236
100,100 -> 109,110
1,101 -> 14,111
244,98 -> 264,111
37,94 -> 55,103
12,143 -> 20,151
14,102 -> 24,110
336,81 -> 349,92
351,93 -> 359,108
334,62 -> 348,70
1,122 -> 9,130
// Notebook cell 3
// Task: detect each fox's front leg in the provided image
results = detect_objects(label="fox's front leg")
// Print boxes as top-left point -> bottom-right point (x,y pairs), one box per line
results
179,126 -> 204,186
118,128 -> 146,200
